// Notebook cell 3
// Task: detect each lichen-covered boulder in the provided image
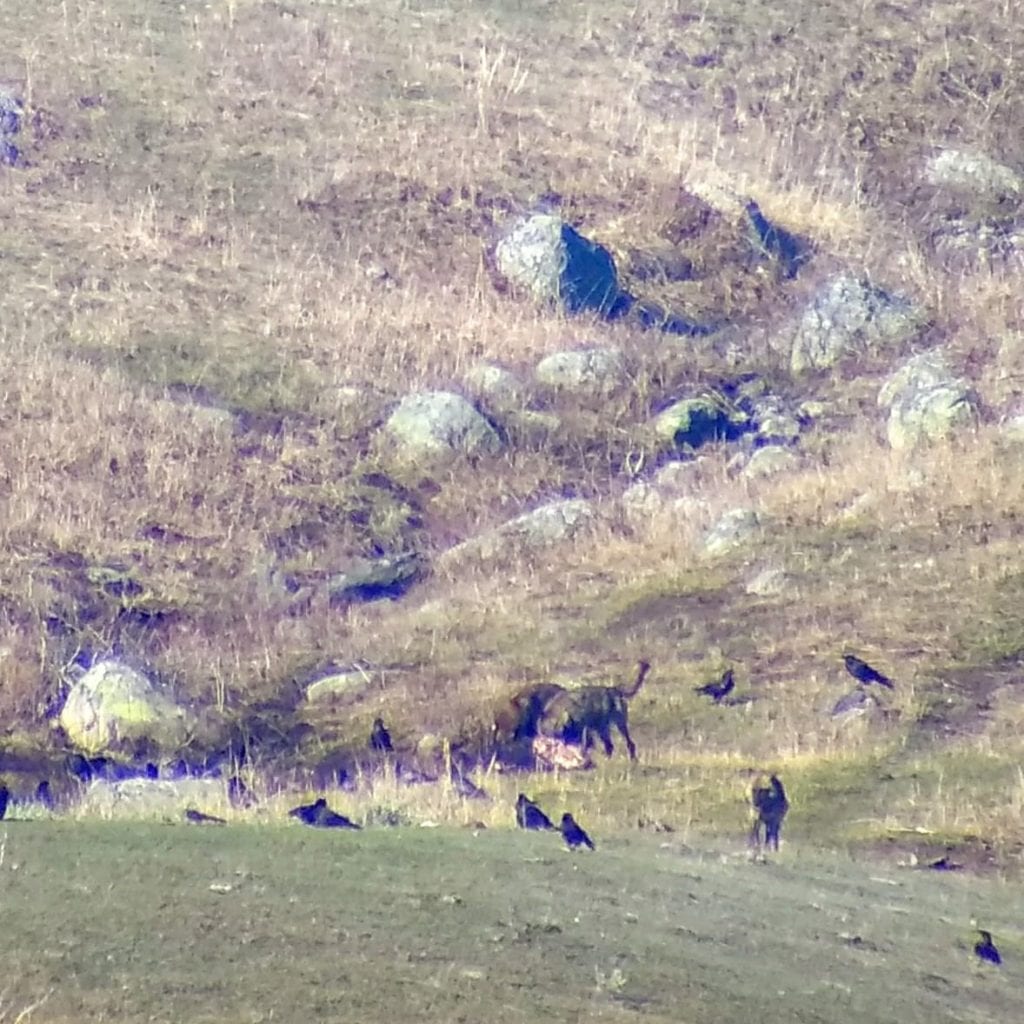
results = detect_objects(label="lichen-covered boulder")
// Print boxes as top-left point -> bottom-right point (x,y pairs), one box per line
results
535,347 -> 626,395
880,352 -> 979,450
790,276 -> 925,373
384,391 -> 502,462
494,212 -> 624,317
741,445 -> 800,480
59,660 -> 194,755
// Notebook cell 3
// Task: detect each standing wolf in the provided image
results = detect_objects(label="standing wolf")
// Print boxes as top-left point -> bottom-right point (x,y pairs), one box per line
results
750,775 -> 789,850
537,661 -> 651,761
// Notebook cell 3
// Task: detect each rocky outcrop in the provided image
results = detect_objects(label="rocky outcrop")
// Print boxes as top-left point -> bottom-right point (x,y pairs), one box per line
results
924,149 -> 1023,202
59,660 -> 194,756
328,552 -> 427,607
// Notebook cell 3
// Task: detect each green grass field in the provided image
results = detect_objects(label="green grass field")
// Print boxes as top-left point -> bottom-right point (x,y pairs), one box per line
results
1,820 -> 1020,1024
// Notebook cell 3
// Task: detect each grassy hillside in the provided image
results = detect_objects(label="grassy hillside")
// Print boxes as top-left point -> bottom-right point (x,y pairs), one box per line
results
1,0 -> 1023,876
1,821 -> 1021,1024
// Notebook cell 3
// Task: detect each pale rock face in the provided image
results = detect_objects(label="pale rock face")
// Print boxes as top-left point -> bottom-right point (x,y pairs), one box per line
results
59,660 -> 193,755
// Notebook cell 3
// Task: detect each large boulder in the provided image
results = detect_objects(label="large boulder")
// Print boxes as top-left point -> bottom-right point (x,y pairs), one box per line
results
59,660 -> 194,755
493,212 -> 624,318
790,276 -> 925,373
328,551 -> 427,607
384,391 -> 502,462
879,352 -> 979,450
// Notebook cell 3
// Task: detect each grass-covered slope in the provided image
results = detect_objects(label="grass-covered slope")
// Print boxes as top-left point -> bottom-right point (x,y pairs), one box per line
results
0,0 -> 1023,870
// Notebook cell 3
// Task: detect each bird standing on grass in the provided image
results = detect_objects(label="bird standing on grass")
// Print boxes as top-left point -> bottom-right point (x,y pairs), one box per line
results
560,812 -> 596,851
843,653 -> 895,689
289,797 -> 362,830
370,717 -> 394,753
975,930 -> 1002,966
694,668 -> 735,704
0,784 -> 8,821
515,793 -> 555,831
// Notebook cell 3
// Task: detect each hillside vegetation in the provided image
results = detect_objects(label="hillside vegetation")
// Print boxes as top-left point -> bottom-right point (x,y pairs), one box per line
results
1,0 -> 1023,879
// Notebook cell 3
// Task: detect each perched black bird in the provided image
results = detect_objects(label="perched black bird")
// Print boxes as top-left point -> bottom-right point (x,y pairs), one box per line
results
751,775 -> 789,851
694,668 -> 735,704
288,797 -> 361,830
0,785 -> 8,821
975,930 -> 1002,965
843,653 -> 894,689
185,808 -> 226,825
35,780 -> 54,810
369,716 -> 394,753
516,793 -> 555,831
560,812 -> 596,851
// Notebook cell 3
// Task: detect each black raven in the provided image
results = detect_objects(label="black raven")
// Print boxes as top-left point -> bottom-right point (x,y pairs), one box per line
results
694,668 -> 735,704
35,780 -> 54,809
288,797 -> 361,829
0,785 -> 8,821
975,930 -> 1002,965
369,716 -> 394,753
515,793 -> 555,831
843,653 -> 895,689
751,775 -> 789,850
560,812 -> 596,851
185,808 -> 227,825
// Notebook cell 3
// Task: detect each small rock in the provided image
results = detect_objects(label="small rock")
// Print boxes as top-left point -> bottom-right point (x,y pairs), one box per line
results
745,567 -> 792,596
924,148 -> 1023,201
654,396 -> 748,448
384,391 -> 502,462
742,445 -> 800,480
535,346 -> 626,395
703,508 -> 761,556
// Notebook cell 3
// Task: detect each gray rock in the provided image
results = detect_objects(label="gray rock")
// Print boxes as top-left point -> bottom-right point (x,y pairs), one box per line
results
924,148 -> 1023,201
535,346 -> 626,394
880,352 -> 979,450
384,391 -> 502,462
305,668 -> 375,704
749,396 -> 802,445
741,445 -> 800,480
745,566 -> 792,597
703,508 -> 761,556
463,363 -> 526,405
59,660 -> 194,755
790,276 -> 925,373
328,551 -> 427,607
439,498 -> 595,567
830,688 -> 880,720
654,397 -> 748,448
494,212 -> 623,317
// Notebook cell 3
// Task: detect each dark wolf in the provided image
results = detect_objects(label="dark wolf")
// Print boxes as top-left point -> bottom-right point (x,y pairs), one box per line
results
538,661 -> 651,761
494,683 -> 568,744
750,775 -> 789,851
